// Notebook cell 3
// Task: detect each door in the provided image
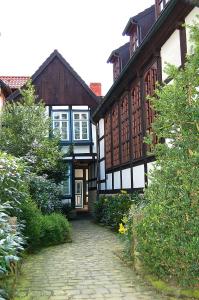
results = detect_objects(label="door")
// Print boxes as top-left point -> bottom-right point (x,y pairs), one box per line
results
75,180 -> 83,208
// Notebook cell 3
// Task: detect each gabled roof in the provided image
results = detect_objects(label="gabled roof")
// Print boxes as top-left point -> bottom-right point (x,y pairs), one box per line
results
107,43 -> 130,63
0,76 -> 29,89
123,5 -> 155,36
8,50 -> 99,105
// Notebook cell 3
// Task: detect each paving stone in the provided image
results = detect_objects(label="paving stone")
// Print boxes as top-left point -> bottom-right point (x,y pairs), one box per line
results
14,219 -> 171,300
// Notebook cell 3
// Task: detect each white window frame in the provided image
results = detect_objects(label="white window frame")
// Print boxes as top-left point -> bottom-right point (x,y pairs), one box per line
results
52,111 -> 69,141
73,112 -> 89,141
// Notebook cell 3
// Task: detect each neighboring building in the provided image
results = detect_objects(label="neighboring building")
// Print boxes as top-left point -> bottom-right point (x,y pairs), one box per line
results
93,0 -> 199,196
0,80 -> 11,110
1,50 -> 100,211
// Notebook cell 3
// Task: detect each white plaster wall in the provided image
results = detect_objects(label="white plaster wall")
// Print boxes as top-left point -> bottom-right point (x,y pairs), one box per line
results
161,30 -> 181,81
99,118 -> 104,138
100,160 -> 105,180
45,106 -> 49,116
114,171 -> 121,190
106,173 -> 112,190
185,7 -> 199,54
73,145 -> 90,154
52,105 -> 69,110
133,165 -> 145,188
92,124 -> 97,153
75,169 -> 83,177
122,168 -> 131,189
72,105 -> 88,110
99,139 -> 105,159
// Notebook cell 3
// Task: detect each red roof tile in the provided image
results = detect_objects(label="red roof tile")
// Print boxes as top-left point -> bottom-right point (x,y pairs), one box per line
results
0,76 -> 30,89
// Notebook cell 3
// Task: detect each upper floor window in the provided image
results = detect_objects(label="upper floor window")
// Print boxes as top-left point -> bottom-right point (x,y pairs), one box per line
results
52,111 -> 69,141
156,0 -> 170,17
113,57 -> 121,81
130,27 -> 139,56
73,112 -> 89,140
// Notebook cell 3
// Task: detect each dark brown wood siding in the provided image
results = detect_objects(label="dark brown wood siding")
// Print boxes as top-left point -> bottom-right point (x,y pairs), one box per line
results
33,57 -> 98,109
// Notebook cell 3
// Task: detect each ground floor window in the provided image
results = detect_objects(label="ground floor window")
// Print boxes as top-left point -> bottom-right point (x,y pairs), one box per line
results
62,164 -> 71,196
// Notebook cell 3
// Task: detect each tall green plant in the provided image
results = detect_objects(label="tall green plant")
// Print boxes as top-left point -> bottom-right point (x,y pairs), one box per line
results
136,23 -> 199,286
0,81 -> 65,181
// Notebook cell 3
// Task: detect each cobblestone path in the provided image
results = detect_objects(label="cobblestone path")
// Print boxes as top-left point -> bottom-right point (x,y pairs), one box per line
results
14,219 -> 171,300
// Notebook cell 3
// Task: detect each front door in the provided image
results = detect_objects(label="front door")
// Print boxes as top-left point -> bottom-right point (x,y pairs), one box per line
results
75,180 -> 83,208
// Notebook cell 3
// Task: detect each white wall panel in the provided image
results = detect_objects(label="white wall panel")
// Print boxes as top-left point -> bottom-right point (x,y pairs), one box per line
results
99,118 -> 104,138
185,8 -> 199,54
73,145 -> 90,154
122,168 -> 131,189
106,173 -> 112,190
133,165 -> 145,188
114,171 -> 121,190
72,105 -> 88,110
100,160 -> 105,180
45,106 -> 49,116
161,30 -> 181,81
92,124 -> 97,153
75,169 -> 83,177
99,139 -> 105,158
52,106 -> 69,110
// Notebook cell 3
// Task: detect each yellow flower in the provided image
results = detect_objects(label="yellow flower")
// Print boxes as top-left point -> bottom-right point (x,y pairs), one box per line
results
119,223 -> 127,234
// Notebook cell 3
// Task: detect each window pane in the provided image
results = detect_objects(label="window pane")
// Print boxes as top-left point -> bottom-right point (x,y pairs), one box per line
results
54,121 -> 60,128
53,113 -> 60,120
81,113 -> 87,120
74,121 -> 80,139
62,121 -> 67,128
61,129 -> 67,140
74,114 -> 80,120
61,113 -> 67,120
62,176 -> 70,195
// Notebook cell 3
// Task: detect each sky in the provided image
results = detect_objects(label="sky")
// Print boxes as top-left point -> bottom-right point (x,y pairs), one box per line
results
0,0 -> 154,95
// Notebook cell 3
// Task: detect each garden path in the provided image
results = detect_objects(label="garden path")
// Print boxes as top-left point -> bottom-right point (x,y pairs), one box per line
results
14,219 -> 171,300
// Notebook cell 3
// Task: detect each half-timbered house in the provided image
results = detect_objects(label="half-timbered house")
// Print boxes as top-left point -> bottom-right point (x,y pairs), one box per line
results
93,0 -> 199,196
1,50 -> 100,211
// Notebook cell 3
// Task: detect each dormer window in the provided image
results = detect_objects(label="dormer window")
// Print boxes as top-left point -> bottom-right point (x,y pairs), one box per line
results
155,0 -> 170,17
113,56 -> 121,81
130,26 -> 139,56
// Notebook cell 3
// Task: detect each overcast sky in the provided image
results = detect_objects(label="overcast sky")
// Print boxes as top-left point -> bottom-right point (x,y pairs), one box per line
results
0,0 -> 154,95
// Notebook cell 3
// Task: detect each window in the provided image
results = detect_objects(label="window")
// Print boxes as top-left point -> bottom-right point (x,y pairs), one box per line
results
144,63 -> 158,148
105,113 -> 112,169
73,112 -> 89,140
62,165 -> 71,196
120,95 -> 130,163
112,103 -> 120,166
52,111 -> 69,141
131,84 -> 143,159
156,0 -> 170,17
130,27 -> 139,56
113,57 -> 121,81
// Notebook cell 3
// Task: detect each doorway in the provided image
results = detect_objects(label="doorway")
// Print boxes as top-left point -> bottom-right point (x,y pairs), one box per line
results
75,180 -> 83,208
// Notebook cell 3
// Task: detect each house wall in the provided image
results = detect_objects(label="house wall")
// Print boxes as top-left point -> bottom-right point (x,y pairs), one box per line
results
161,30 -> 181,81
185,7 -> 199,54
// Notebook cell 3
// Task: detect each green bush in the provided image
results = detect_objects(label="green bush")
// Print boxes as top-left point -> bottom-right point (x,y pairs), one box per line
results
41,213 -> 71,247
134,23 -> 199,286
94,191 -> 135,230
19,199 -> 71,251
29,174 -> 62,214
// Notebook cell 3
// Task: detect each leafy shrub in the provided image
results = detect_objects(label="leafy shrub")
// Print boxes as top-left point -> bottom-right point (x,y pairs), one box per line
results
94,191 -> 135,230
19,199 -> 42,249
41,213 -> 71,247
29,174 -> 62,214
0,202 -> 24,275
134,23 -> 199,286
0,151 -> 28,212
19,199 -> 71,251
